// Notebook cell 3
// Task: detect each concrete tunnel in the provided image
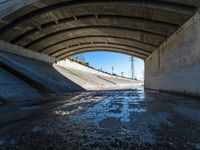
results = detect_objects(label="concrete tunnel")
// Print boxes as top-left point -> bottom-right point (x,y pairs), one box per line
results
0,0 -> 200,97
1,1 -> 200,149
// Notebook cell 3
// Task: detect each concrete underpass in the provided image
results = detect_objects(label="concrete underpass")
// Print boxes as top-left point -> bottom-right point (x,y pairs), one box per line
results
0,0 -> 200,149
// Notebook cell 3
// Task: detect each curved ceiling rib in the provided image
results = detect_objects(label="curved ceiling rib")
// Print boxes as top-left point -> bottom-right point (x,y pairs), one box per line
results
39,35 -> 158,53
0,0 -> 198,60
24,25 -> 166,48
40,35 -> 157,53
10,14 -> 178,44
47,42 -> 152,57
0,0 -> 196,35
55,45 -> 149,60
60,48 -> 147,60
52,43 -> 151,57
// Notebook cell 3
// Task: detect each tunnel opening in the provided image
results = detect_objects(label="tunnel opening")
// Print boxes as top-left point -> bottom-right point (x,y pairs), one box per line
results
53,51 -> 144,91
66,51 -> 144,81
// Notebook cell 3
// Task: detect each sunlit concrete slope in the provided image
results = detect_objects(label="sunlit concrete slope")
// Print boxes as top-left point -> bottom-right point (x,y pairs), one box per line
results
54,61 -> 141,90
0,51 -> 141,101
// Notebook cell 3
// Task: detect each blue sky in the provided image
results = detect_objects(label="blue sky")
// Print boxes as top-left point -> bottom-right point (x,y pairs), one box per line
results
73,52 -> 144,80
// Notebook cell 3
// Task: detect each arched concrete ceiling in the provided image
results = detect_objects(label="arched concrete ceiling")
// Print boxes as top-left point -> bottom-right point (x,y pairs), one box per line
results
0,0 -> 199,60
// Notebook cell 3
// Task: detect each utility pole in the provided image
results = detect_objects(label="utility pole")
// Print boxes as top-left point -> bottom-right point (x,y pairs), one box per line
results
72,54 -> 86,63
130,56 -> 135,80
112,66 -> 114,74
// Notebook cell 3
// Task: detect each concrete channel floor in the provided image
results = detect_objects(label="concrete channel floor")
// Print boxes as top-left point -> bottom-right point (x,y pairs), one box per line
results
0,88 -> 200,149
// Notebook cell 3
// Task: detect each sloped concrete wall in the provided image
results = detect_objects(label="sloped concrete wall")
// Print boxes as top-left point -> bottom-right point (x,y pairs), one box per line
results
57,59 -> 134,81
54,63 -> 141,91
0,67 -> 41,101
145,10 -> 200,97
0,50 -> 140,101
0,51 -> 85,94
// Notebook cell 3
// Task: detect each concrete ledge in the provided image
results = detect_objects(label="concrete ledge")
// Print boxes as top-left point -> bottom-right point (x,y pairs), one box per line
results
0,40 -> 58,64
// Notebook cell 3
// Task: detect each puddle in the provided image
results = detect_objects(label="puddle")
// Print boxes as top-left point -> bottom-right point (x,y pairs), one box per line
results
99,117 -> 122,130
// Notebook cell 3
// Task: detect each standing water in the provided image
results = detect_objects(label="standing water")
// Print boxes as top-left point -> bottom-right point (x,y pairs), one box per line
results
0,88 -> 200,149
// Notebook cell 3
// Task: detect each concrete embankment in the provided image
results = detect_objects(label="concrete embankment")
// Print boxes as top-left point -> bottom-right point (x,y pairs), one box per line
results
0,50 -> 141,102
55,59 -> 141,90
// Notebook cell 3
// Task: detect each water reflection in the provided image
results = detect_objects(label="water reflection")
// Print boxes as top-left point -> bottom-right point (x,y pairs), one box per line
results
72,88 -> 146,124
69,88 -> 172,144
1,88 -> 200,149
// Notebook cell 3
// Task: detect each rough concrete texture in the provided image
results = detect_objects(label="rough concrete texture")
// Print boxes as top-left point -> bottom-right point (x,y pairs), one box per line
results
0,51 -> 140,101
0,68 -> 41,101
145,10 -> 200,97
